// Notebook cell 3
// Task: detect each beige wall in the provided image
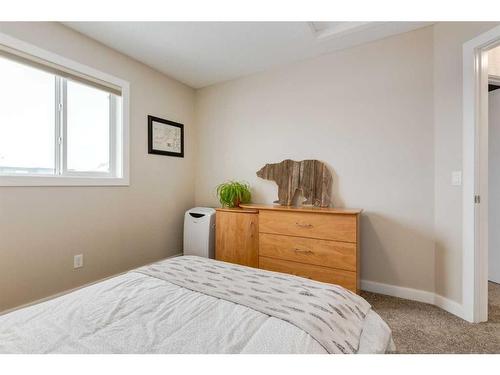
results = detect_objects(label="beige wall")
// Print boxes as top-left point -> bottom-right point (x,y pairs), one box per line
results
0,22 -> 196,312
195,27 -> 436,292
489,45 -> 500,77
433,22 -> 499,303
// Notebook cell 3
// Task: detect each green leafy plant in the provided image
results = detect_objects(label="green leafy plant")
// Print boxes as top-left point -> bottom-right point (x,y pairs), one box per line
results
216,181 -> 251,208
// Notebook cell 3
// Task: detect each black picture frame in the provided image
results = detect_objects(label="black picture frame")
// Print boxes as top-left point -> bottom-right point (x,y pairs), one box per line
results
148,115 -> 184,158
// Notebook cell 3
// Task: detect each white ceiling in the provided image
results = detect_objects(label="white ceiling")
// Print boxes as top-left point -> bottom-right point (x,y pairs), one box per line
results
63,22 -> 432,88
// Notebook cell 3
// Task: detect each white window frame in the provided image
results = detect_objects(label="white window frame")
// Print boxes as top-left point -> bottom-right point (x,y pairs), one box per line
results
0,32 -> 130,187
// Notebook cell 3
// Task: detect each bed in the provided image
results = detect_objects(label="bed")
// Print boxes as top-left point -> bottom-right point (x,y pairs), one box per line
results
0,256 -> 394,354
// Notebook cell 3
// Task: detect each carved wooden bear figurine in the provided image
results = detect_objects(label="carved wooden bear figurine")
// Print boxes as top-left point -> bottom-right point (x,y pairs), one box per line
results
256,159 -> 333,207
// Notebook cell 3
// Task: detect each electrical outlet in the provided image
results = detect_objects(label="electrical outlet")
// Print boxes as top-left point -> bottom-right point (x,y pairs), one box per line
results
73,254 -> 83,269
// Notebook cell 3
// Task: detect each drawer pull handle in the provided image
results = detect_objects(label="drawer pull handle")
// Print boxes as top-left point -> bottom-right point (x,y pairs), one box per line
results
294,248 -> 313,255
295,222 -> 313,228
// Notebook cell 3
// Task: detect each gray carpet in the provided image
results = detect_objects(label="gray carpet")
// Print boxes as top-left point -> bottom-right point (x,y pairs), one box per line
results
361,282 -> 500,353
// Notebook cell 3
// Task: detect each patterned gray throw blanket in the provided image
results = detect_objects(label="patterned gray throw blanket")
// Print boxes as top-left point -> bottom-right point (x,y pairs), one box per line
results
135,256 -> 371,354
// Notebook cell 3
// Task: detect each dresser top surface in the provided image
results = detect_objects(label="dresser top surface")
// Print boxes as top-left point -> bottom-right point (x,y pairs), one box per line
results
215,207 -> 259,214
239,203 -> 362,215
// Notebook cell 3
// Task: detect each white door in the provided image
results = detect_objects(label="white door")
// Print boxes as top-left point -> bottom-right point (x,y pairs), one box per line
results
489,88 -> 500,283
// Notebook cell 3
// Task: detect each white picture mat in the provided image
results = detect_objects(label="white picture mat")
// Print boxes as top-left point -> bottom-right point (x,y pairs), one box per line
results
151,121 -> 181,153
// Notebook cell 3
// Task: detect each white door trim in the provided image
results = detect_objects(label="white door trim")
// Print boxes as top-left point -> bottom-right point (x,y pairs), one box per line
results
462,26 -> 500,323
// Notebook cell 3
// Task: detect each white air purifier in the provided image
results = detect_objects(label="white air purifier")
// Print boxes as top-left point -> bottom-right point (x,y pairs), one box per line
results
183,207 -> 216,258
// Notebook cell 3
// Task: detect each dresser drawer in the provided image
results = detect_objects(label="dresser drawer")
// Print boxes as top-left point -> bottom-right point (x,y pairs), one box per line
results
259,210 -> 357,242
259,233 -> 356,271
259,256 -> 357,292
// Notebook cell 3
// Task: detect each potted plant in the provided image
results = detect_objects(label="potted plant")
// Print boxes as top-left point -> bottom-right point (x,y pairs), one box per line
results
216,181 -> 252,208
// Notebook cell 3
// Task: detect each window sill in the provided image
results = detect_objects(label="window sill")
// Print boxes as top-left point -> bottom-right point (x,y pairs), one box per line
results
0,175 -> 129,187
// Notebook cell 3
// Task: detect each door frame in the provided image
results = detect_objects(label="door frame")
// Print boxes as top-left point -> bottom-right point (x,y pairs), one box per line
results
462,25 -> 500,323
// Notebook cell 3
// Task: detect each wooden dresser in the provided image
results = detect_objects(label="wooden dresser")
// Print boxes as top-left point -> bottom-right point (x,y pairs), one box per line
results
215,204 -> 362,293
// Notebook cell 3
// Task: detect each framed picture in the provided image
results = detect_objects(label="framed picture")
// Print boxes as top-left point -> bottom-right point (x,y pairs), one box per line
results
148,115 -> 184,158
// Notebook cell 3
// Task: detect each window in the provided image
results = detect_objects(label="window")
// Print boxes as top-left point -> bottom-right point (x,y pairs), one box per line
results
0,35 -> 129,186
0,57 -> 56,175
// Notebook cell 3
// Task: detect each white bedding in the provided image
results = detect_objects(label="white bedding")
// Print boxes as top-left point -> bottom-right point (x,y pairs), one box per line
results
0,262 -> 394,354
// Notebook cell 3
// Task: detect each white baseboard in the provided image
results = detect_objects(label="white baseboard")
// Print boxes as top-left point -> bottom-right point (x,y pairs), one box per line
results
361,279 -> 465,320
0,253 -> 183,317
361,280 -> 435,304
434,293 -> 464,318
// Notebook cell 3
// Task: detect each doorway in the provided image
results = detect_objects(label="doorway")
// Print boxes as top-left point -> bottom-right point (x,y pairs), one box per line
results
488,50 -> 500,323
463,26 -> 500,323
489,70 -> 500,286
